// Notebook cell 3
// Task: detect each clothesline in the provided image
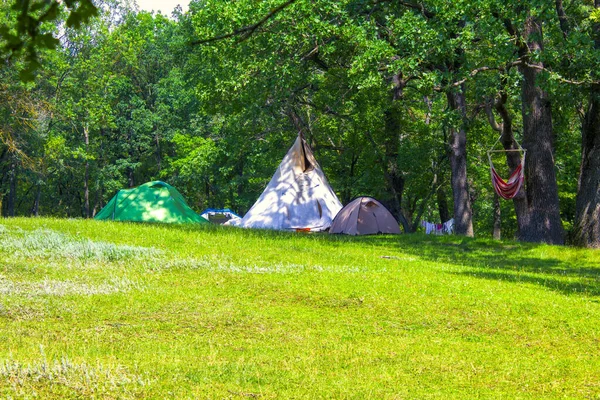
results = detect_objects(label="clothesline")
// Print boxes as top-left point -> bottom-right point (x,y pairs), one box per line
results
421,218 -> 454,235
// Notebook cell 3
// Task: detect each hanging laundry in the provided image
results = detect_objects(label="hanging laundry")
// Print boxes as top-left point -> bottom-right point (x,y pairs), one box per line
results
421,218 -> 454,235
442,218 -> 454,234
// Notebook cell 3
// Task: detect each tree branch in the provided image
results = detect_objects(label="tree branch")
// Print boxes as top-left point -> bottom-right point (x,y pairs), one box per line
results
485,99 -> 502,132
433,62 -> 520,92
374,0 -> 435,19
555,0 -> 570,38
431,57 -> 599,93
518,61 -> 600,85
398,1 -> 435,19
191,0 -> 298,45
443,66 -> 503,89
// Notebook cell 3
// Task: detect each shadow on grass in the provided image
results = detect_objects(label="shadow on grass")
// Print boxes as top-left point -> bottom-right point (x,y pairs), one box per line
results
91,219 -> 600,297
451,269 -> 600,297
224,227 -> 600,297
354,233 -> 600,297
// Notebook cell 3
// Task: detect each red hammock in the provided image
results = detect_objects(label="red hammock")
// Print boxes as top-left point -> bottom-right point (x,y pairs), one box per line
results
488,145 -> 526,200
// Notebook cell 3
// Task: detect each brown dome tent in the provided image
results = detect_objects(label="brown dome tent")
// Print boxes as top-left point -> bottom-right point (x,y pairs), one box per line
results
329,196 -> 401,235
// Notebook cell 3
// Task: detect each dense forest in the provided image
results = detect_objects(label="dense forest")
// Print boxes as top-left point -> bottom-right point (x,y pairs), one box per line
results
0,0 -> 598,246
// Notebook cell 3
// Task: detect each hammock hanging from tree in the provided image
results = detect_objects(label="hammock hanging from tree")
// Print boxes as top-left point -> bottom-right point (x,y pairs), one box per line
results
487,137 -> 526,200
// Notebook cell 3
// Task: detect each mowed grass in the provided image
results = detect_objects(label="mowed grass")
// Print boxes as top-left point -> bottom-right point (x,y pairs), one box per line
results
1,218 -> 599,399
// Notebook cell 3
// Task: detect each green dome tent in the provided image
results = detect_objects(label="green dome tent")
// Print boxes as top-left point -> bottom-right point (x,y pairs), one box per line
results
94,181 -> 208,224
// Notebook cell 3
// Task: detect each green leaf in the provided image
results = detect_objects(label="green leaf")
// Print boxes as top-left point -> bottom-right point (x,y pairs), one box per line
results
19,67 -> 35,82
39,2 -> 60,22
37,33 -> 59,49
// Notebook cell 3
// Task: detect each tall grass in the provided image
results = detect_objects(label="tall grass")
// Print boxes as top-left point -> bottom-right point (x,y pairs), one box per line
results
1,218 -> 599,399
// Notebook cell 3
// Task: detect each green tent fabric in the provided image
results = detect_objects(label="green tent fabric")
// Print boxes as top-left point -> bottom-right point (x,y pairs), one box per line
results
94,181 -> 208,224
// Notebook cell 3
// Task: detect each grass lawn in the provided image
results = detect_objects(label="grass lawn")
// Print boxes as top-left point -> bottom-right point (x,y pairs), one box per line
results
1,217 -> 599,399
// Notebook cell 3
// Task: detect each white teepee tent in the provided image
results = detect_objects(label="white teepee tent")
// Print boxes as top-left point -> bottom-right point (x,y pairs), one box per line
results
238,134 -> 343,231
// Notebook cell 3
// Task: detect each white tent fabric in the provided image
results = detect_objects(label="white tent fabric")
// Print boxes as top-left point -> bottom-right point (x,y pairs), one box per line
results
329,196 -> 401,235
238,135 -> 343,231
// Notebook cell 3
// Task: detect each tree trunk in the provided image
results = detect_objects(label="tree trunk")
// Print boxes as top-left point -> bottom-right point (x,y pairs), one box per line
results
486,90 -> 529,237
7,160 -> 17,217
574,90 -> 600,247
437,186 -> 450,223
341,153 -> 359,205
234,153 -> 245,214
380,159 -> 411,233
92,188 -> 102,217
127,129 -> 135,188
31,184 -> 41,216
410,172 -> 442,232
155,130 -> 162,173
573,1 -> 600,247
446,87 -> 474,237
127,168 -> 135,188
493,193 -> 501,240
517,16 -> 564,244
555,0 -> 570,38
383,106 -> 411,232
386,163 -> 411,230
363,106 -> 412,233
84,125 -> 90,218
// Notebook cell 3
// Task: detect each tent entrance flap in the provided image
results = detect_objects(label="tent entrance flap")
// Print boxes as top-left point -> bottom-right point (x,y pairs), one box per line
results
301,141 -> 315,172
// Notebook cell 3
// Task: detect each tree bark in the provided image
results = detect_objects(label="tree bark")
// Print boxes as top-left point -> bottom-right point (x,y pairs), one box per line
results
383,106 -> 408,230
379,156 -> 411,233
7,159 -> 17,217
92,188 -> 102,217
127,128 -> 135,188
364,106 -> 412,233
574,90 -> 600,247
517,16 -> 564,244
31,184 -> 41,216
493,193 -> 501,240
84,125 -> 90,218
573,0 -> 600,247
437,186 -> 450,223
155,130 -> 162,173
341,153 -> 359,205
485,91 -> 529,236
446,86 -> 474,237
555,0 -> 570,38
410,172 -> 442,232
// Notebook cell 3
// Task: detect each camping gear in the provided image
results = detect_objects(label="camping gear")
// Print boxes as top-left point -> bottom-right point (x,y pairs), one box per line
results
487,136 -> 526,200
94,181 -> 208,224
329,196 -> 400,235
200,208 -> 241,224
237,133 -> 343,231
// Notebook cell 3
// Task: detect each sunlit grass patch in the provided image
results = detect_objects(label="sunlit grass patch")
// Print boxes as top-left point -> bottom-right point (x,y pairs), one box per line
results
0,302 -> 45,320
0,225 -> 162,263
0,218 -> 599,398
1,356 -> 150,398
162,255 -> 363,274
0,275 -> 142,297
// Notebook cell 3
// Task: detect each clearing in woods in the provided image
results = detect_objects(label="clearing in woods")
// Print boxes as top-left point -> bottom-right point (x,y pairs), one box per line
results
1,218 -> 599,398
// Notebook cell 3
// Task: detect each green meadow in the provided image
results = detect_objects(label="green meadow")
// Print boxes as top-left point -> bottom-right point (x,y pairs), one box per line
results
1,218 -> 599,399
